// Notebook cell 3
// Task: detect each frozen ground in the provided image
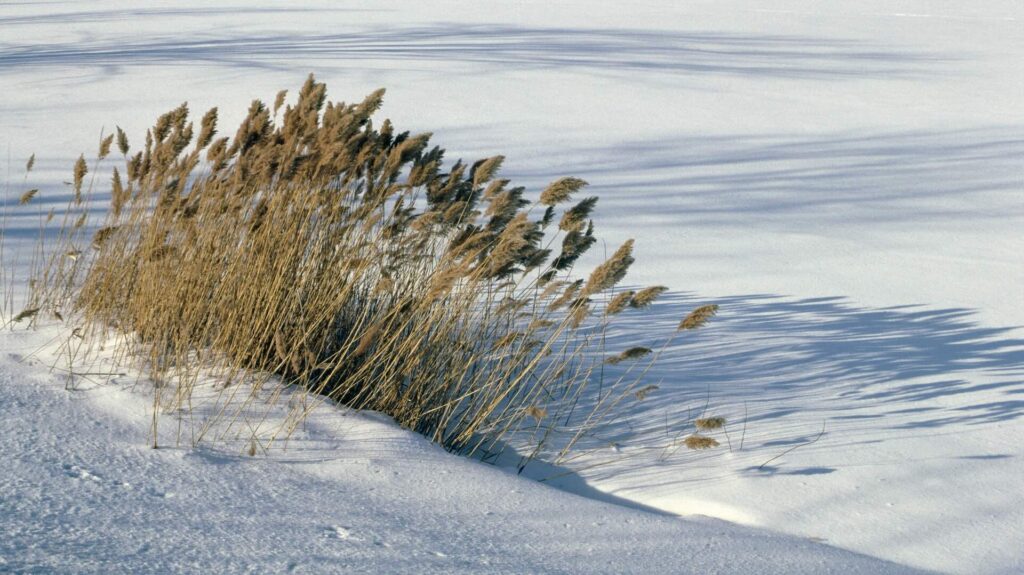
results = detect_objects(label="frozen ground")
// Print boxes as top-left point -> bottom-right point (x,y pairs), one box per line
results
1,1 -> 1021,573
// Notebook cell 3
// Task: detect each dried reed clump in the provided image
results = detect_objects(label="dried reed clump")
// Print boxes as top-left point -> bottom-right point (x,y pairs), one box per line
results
28,75 -> 718,462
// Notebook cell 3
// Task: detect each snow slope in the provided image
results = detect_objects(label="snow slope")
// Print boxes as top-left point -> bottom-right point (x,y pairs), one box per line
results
0,327 -> 918,574
1,1 -> 1021,573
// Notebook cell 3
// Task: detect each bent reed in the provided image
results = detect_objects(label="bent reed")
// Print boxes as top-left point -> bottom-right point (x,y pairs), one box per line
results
24,75 -> 717,462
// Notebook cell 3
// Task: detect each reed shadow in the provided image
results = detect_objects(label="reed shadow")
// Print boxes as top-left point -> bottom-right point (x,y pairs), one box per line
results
0,23 -> 944,81
590,291 -> 1024,445
502,127 -> 1024,229
498,291 -> 1023,494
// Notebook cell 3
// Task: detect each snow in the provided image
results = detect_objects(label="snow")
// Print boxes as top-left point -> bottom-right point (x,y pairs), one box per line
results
1,1 -> 1021,573
0,328 -> 916,575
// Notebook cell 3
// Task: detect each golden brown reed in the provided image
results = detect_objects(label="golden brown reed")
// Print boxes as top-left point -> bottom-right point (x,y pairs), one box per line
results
630,285 -> 668,309
19,189 -> 38,205
679,304 -> 719,330
26,75 -> 721,462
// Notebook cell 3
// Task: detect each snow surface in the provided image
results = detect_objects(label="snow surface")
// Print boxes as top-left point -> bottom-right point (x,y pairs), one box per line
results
1,1 -> 1021,573
0,327 -> 919,574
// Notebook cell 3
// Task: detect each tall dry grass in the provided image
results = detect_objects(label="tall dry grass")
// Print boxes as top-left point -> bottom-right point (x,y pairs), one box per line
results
23,75 -> 717,462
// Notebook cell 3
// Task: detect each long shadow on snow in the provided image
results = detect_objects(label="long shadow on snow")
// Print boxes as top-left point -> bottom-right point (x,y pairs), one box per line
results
591,292 -> 1024,445
485,291 -> 1023,495
501,127 -> 1024,228
0,24 -> 944,80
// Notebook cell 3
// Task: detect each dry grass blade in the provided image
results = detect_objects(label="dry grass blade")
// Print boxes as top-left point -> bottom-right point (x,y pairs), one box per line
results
353,325 -> 381,356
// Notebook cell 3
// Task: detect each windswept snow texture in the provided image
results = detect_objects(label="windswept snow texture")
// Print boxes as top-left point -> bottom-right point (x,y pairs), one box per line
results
1,1 -> 1022,574
0,329 -> 918,575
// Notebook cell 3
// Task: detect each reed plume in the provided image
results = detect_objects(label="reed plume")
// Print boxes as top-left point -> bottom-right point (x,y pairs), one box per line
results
26,74 -> 700,465
679,304 -> 719,330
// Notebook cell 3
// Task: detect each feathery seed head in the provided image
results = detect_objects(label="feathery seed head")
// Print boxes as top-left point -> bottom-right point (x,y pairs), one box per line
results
605,290 -> 635,315
116,127 -> 129,155
19,189 -> 38,205
273,90 -> 288,114
73,155 -> 88,199
605,346 -> 652,365
197,107 -> 219,149
472,155 -> 505,189
559,196 -> 598,233
583,239 -> 634,296
630,285 -> 668,309
634,384 -> 659,401
99,134 -> 114,159
539,177 -> 587,206
678,304 -> 719,331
